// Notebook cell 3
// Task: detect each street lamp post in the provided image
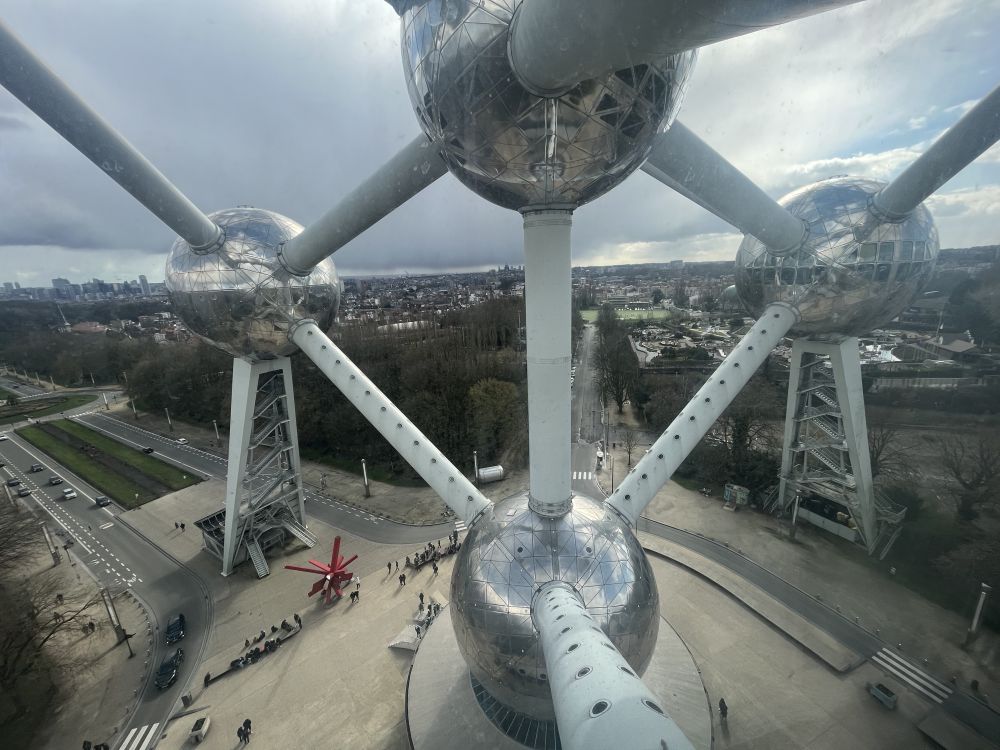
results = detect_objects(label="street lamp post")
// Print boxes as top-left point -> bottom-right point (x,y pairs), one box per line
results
966,583 -> 993,645
164,407 -> 173,431
362,459 -> 371,498
129,399 -> 138,419
212,419 -> 220,442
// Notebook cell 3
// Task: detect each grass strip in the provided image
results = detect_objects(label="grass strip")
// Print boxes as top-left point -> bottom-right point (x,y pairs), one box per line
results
49,419 -> 200,491
17,425 -> 150,508
0,394 -> 97,426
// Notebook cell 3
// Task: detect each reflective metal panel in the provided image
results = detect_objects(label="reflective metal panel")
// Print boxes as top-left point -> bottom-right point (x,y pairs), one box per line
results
451,492 -> 659,719
165,208 -> 340,358
399,0 -> 695,210
735,177 -> 938,336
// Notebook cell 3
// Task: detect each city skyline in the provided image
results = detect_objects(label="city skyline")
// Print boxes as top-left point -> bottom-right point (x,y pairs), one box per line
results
0,1 -> 998,285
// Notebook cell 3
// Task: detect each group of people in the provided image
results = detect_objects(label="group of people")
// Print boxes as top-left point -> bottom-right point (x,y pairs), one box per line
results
404,531 -> 463,571
236,718 -> 253,744
234,616 -> 301,670
414,592 -> 442,638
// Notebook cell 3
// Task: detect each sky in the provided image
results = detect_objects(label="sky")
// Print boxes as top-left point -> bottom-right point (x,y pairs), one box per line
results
0,0 -> 997,286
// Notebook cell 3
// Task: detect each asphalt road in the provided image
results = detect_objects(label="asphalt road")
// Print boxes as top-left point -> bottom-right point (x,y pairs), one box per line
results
0,433 -> 211,748
73,412 -> 454,546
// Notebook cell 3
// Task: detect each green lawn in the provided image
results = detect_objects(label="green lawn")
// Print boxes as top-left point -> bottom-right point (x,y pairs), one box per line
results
0,394 -> 96,426
51,419 -> 200,491
300,448 -> 428,487
17,425 -> 151,508
579,308 -> 675,322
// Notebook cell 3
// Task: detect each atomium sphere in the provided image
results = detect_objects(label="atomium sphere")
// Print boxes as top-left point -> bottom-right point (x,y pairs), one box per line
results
400,0 -> 695,211
165,208 -> 340,359
451,492 -> 659,719
735,177 -> 939,336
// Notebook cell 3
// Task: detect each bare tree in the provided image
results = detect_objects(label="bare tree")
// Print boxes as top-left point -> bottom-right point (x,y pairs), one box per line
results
941,435 -> 1000,520
595,334 -> 638,414
0,569 -> 102,716
621,429 -> 639,466
868,421 -> 914,480
0,502 -> 44,573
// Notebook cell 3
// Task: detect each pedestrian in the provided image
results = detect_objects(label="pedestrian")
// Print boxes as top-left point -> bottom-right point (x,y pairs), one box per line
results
243,718 -> 252,737
432,562 -> 438,575
394,560 -> 399,571
356,578 -> 360,591
294,613 -> 301,627
399,573 -> 406,586
419,592 -> 424,604
437,539 -> 441,548
174,521 -> 179,530
237,726 -> 245,744
387,561 -> 391,574
245,638 -> 250,648
718,697 -> 728,721
180,523 -> 185,532
415,624 -> 421,637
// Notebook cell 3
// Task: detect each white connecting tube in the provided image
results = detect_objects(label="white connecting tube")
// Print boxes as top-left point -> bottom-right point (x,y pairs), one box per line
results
532,581 -> 694,750
608,302 -> 799,525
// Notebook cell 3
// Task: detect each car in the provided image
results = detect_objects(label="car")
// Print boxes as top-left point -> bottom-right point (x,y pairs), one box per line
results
94,495 -> 111,507
155,647 -> 184,690
142,446 -> 154,454
6,478 -> 20,487
166,613 -> 186,644
62,488 -> 78,500
17,487 -> 31,497
29,463 -> 43,473
175,438 -> 189,445
48,476 -> 63,485
0,434 -> 9,441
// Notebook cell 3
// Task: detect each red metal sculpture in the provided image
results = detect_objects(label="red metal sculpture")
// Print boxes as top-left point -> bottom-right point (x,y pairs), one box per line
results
284,536 -> 357,605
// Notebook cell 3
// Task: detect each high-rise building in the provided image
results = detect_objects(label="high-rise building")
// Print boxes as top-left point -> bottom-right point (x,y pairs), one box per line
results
52,277 -> 71,288
139,274 -> 150,295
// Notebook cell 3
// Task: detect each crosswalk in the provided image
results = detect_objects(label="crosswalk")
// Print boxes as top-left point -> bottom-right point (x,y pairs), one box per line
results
117,722 -> 159,750
572,471 -> 594,481
870,648 -> 953,704
454,519 -> 467,534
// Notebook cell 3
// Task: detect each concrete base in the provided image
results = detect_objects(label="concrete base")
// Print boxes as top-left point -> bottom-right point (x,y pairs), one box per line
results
405,606 -> 712,750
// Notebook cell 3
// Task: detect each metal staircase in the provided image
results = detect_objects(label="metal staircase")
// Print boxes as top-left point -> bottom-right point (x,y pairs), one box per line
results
246,537 -> 270,578
281,514 -> 318,547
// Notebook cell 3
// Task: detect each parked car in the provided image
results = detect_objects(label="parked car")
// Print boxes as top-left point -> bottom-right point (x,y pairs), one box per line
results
48,476 -> 63,485
142,446 -> 155,454
0,434 -> 9,441
6,478 -> 20,487
62,488 -> 78,500
166,613 -> 186,644
155,647 -> 184,690
175,438 -> 189,445
29,463 -> 43,472
17,487 -> 31,497
94,495 -> 111,507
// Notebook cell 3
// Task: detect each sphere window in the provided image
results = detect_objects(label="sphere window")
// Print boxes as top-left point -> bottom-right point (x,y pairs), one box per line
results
643,699 -> 664,715
590,700 -> 611,717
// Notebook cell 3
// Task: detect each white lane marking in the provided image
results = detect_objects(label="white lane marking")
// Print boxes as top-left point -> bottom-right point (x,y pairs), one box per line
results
100,522 -> 115,530
871,648 -> 951,702
117,726 -> 138,750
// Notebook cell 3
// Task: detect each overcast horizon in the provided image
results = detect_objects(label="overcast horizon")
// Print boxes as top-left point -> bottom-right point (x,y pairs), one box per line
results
1,1 -> 998,285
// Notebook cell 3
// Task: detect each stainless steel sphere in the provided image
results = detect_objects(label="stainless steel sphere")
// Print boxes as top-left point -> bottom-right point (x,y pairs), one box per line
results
400,0 -> 695,211
735,177 -> 939,336
165,208 -> 340,358
451,492 -> 659,719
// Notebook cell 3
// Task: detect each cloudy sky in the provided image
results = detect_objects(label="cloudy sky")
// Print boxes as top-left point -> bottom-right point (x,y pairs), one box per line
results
1,0 -> 997,286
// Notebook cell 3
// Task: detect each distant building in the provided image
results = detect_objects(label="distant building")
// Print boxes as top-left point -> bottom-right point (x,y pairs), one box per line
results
139,274 -> 150,295
52,277 -> 71,288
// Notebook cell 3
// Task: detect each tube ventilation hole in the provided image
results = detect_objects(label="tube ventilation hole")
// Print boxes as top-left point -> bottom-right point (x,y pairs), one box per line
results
590,700 -> 610,717
748,346 -> 754,351
618,666 -> 636,677
321,345 -> 327,350
719,379 -> 726,385
566,643 -> 580,653
643,699 -> 664,715
560,626 -> 570,634
673,435 -> 680,440
576,666 -> 592,679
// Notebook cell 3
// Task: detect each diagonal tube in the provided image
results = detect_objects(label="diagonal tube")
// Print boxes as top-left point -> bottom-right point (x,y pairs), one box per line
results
0,19 -> 222,252
532,582 -> 694,750
290,320 -> 491,526
278,135 -> 448,275
608,303 -> 799,525
642,121 -> 807,255
508,0 -> 860,96
873,84 -> 1000,219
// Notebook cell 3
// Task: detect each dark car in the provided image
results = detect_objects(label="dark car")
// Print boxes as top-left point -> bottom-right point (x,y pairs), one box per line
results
29,463 -> 43,473
94,495 -> 111,507
17,487 -> 31,497
155,647 -> 184,690
166,613 -> 186,644
142,446 -> 155,454
6,478 -> 20,487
